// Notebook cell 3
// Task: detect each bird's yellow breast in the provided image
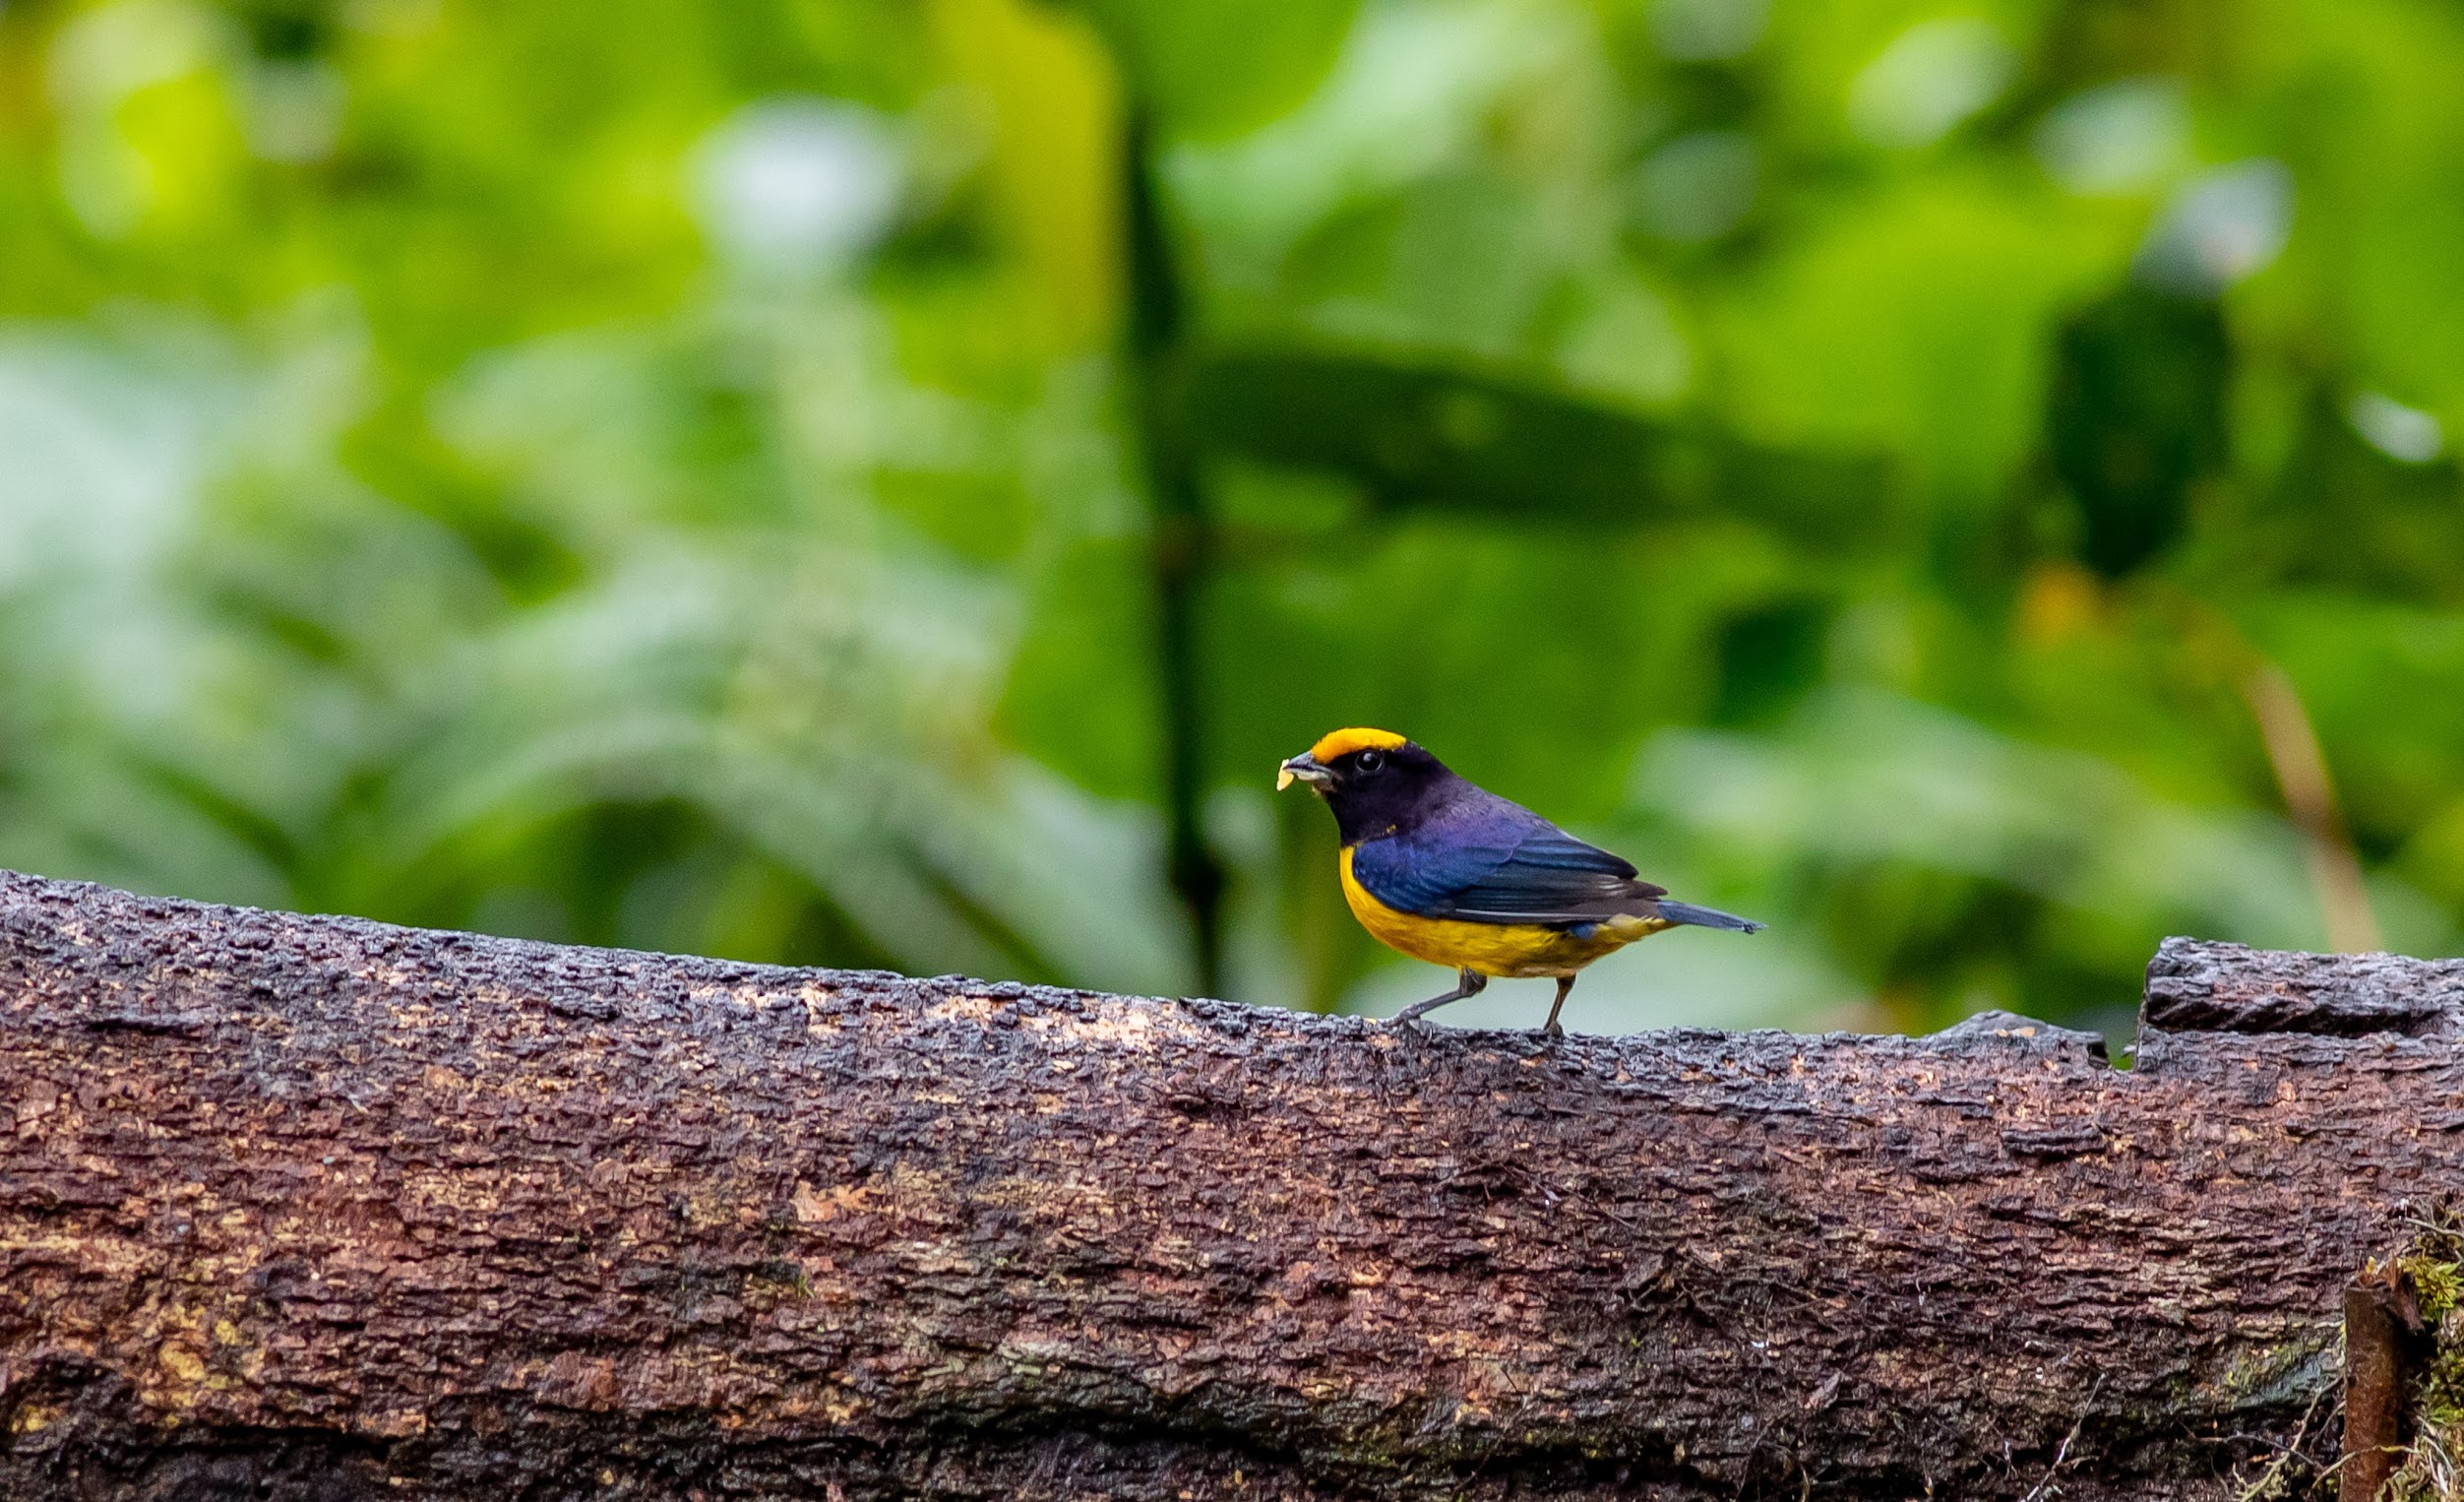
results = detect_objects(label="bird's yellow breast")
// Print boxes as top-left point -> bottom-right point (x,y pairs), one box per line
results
1338,846 -> 1669,978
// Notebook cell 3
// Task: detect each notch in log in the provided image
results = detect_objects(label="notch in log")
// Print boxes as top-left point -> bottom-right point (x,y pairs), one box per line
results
2144,938 -> 2464,1038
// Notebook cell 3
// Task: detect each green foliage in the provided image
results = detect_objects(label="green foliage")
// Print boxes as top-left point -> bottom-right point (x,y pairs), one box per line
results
1072,0 -> 1359,140
1,0 -> 2461,1033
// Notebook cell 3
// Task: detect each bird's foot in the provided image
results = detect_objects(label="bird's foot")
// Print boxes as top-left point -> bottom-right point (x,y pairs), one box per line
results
1542,1021 -> 1564,1039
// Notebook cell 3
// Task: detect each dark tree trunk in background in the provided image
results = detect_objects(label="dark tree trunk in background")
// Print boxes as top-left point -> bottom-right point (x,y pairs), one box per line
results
0,872 -> 2454,1499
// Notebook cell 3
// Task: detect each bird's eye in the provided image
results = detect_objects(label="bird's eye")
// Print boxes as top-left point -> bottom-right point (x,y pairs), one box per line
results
1356,750 -> 1385,773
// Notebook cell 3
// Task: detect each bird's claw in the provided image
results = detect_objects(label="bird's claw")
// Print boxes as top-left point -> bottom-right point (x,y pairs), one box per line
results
1543,1022 -> 1564,1039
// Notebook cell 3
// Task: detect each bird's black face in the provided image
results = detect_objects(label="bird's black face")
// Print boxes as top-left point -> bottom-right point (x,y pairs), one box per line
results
1278,740 -> 1453,845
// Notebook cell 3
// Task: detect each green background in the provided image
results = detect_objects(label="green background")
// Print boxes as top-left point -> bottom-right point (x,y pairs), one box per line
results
3,0 -> 2459,1041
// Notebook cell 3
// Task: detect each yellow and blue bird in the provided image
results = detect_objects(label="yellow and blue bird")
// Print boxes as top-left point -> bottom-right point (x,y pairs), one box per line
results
1277,727 -> 1762,1034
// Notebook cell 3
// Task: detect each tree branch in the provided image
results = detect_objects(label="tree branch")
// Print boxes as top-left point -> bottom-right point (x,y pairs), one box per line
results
0,872 -> 2451,1498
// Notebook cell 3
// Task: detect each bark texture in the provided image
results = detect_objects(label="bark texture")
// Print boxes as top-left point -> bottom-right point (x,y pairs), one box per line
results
0,872 -> 2451,1499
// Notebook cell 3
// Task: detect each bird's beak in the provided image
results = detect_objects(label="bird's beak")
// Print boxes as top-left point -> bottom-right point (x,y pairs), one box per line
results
1277,752 -> 1331,791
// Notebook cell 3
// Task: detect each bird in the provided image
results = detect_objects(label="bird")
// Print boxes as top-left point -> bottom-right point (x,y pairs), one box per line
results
1277,727 -> 1762,1035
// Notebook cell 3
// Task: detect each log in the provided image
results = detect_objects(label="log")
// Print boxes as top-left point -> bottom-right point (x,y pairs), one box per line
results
0,869 -> 2452,1499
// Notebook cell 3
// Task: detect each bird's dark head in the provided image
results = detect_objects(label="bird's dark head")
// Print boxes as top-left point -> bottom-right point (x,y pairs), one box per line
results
1277,727 -> 1455,844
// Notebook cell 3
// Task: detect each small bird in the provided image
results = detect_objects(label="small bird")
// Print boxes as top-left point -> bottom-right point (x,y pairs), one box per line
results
1278,727 -> 1761,1034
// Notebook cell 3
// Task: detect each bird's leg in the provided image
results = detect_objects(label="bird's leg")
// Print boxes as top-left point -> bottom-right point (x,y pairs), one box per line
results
1541,974 -> 1575,1037
1389,968 -> 1486,1026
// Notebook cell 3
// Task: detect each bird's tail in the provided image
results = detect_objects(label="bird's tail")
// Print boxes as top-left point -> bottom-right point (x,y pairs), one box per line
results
1658,900 -> 1765,933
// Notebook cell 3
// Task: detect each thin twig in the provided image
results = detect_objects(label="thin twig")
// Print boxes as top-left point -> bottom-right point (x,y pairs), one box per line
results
2243,661 -> 2381,954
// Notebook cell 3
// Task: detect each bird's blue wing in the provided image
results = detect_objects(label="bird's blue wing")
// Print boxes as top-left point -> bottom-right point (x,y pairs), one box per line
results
1440,825 -> 1664,921
1350,797 -> 1663,924
1348,808 -> 1524,915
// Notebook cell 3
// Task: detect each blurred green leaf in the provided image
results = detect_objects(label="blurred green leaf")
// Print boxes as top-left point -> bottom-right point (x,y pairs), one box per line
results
2237,393 -> 2464,605
1190,344 -> 1895,543
2047,283 -> 2229,579
1066,0 -> 1359,139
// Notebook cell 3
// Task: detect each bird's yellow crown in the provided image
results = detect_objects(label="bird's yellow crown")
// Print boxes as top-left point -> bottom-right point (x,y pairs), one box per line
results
1309,726 -> 1409,763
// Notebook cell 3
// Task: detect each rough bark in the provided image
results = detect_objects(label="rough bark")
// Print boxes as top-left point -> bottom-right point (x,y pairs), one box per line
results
0,872 -> 2451,1499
